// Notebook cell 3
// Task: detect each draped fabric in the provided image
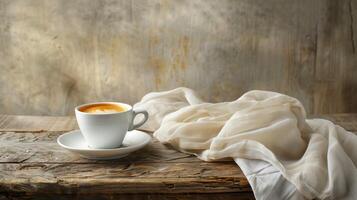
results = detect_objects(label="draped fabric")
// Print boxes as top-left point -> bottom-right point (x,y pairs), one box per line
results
134,87 -> 357,200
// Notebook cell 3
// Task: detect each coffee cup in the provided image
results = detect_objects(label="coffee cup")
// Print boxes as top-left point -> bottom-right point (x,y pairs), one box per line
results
75,102 -> 149,149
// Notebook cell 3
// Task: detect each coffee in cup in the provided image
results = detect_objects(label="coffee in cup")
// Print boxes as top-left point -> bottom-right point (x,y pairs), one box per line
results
79,103 -> 126,114
75,102 -> 149,149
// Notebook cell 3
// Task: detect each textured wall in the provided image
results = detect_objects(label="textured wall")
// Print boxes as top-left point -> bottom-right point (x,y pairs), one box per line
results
0,0 -> 356,115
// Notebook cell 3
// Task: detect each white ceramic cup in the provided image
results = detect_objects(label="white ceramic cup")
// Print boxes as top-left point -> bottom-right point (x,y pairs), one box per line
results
75,102 -> 149,149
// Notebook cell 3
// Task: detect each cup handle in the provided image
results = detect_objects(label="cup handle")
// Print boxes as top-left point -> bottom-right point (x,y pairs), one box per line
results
129,109 -> 149,131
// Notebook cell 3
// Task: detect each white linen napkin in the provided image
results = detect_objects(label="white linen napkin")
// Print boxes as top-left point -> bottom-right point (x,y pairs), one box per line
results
134,87 -> 357,200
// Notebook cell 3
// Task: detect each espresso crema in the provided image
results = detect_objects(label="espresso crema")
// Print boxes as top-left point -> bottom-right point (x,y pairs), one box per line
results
80,103 -> 125,114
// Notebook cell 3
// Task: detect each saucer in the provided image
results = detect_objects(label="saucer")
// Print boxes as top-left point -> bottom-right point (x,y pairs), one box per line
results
57,130 -> 151,160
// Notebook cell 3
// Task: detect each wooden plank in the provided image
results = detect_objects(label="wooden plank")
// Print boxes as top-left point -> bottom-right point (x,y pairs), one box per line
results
0,114 -> 251,196
0,162 -> 247,181
0,131 -> 199,163
0,115 -> 77,132
0,163 -> 250,194
0,193 -> 255,200
0,114 -> 356,198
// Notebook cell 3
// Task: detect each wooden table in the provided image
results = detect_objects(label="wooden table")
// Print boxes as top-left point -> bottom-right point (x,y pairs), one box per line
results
1,114 -> 356,199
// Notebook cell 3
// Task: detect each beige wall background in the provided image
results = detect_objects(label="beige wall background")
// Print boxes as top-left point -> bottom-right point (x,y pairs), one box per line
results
0,0 -> 356,116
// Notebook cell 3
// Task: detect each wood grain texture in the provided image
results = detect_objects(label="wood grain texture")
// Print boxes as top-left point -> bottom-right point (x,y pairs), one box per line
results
0,115 -> 251,199
0,193 -> 255,200
0,163 -> 250,194
0,114 -> 356,200
0,0 -> 356,116
0,131 -> 198,163
0,115 -> 77,132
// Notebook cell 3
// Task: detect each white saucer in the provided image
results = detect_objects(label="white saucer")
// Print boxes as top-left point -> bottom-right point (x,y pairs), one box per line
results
57,130 -> 151,160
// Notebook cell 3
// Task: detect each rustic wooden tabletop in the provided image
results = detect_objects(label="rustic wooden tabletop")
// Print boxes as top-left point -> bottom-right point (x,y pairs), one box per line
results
0,114 -> 356,199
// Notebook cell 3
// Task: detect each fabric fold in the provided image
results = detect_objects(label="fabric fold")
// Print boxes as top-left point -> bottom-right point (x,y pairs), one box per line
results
134,87 -> 357,200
